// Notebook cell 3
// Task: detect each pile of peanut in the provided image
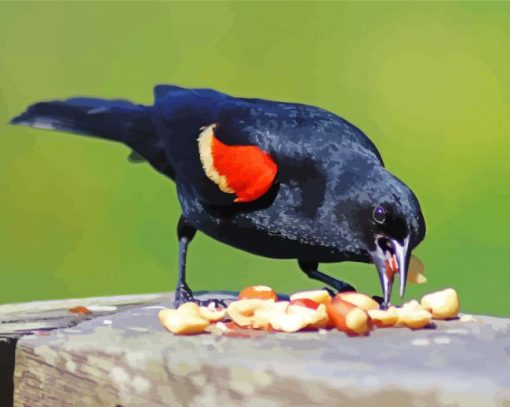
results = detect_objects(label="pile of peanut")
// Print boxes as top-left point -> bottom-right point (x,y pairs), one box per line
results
159,286 -> 461,336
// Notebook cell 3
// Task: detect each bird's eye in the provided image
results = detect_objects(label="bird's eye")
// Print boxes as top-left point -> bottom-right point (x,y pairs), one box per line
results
373,206 -> 386,224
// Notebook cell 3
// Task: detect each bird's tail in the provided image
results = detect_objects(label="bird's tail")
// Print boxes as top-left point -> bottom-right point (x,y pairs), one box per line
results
10,97 -> 174,177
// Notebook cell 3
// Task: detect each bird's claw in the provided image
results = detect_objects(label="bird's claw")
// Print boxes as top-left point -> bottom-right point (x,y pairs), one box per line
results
174,282 -> 194,307
193,298 -> 227,308
174,284 -> 227,308
322,287 -> 337,298
339,283 -> 356,293
323,283 -> 356,296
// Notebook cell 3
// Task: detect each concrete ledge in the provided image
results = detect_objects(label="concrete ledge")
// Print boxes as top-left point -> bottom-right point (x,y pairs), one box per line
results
2,292 -> 510,406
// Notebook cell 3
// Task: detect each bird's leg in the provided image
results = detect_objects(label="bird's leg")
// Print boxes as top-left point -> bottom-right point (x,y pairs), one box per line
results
298,260 -> 356,294
174,216 -> 226,308
174,216 -> 196,306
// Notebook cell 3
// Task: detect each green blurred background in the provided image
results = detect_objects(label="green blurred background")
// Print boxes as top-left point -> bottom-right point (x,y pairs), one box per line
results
1,1 -> 509,316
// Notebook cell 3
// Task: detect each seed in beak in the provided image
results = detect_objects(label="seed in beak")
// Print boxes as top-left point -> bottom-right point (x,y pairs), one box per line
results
391,254 -> 398,272
385,260 -> 395,280
384,252 -> 400,280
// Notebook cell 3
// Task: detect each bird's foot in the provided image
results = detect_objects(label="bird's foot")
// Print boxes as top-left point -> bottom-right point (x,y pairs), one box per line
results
372,295 -> 384,304
328,281 -> 356,294
194,298 -> 228,308
174,283 -> 227,308
174,282 -> 194,307
321,283 -> 356,299
322,287 -> 336,298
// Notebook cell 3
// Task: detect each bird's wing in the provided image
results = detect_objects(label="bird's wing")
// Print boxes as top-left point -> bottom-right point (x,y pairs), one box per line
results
153,86 -> 280,206
196,123 -> 278,204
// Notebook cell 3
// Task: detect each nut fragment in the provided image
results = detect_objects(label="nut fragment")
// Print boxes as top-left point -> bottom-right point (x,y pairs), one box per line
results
326,296 -> 372,335
338,292 -> 380,311
205,321 -> 230,336
288,298 -> 319,310
252,301 -> 290,330
267,303 -> 327,333
395,300 -> 432,329
69,305 -> 92,315
368,307 -> 399,328
407,255 -> 427,284
159,308 -> 210,335
285,301 -> 329,330
198,306 -> 227,322
238,285 -> 278,301
270,312 -> 311,333
227,299 -> 279,329
289,289 -> 332,305
158,308 -> 179,320
421,288 -> 460,319
460,314 -> 476,322
177,302 -> 201,315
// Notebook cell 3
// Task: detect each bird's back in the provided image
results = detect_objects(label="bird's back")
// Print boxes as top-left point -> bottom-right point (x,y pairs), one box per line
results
151,86 -> 385,212
152,85 -> 383,169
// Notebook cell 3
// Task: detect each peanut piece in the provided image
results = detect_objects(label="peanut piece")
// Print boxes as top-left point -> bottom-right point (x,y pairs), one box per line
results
326,296 -> 372,335
177,302 -> 201,316
282,303 -> 329,331
238,285 -> 278,301
289,289 -> 332,305
159,309 -> 209,334
198,306 -> 227,322
339,292 -> 380,311
227,299 -> 279,329
368,307 -> 399,327
407,256 -> 427,284
421,288 -> 460,319
254,301 -> 290,329
396,300 -> 432,329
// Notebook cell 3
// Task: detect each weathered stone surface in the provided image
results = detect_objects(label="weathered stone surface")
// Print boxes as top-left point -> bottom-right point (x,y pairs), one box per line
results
0,291 -> 175,338
0,291 -> 181,406
9,292 -> 510,406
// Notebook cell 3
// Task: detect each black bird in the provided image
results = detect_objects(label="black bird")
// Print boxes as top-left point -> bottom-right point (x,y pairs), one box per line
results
10,85 -> 426,308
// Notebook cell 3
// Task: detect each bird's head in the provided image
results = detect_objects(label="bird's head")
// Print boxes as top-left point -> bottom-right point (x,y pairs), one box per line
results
335,166 -> 426,308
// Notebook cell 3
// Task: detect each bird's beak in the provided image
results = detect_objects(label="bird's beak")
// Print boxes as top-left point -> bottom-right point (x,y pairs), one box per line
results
370,236 -> 410,308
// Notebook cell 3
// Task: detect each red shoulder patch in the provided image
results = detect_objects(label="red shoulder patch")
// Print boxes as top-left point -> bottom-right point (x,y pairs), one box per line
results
198,124 -> 278,203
